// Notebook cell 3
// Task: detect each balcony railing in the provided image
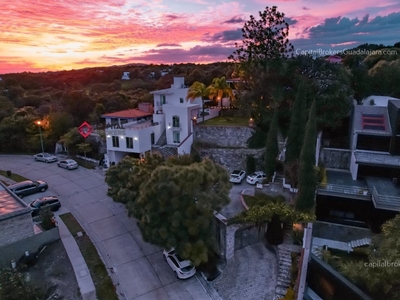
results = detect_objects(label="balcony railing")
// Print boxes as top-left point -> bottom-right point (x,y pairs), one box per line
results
371,186 -> 400,211
124,121 -> 159,130
317,183 -> 371,200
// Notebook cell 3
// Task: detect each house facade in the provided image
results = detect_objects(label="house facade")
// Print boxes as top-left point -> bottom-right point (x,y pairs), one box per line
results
103,77 -> 207,166
317,96 -> 400,231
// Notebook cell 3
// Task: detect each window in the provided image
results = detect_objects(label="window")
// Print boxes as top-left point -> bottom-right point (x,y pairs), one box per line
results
172,116 -> 180,128
126,137 -> 133,149
180,98 -> 184,103
173,131 -> 180,143
112,136 -> 119,147
160,95 -> 166,105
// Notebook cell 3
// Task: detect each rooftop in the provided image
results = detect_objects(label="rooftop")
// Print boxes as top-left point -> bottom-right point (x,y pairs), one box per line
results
362,95 -> 400,107
101,109 -> 153,119
0,182 -> 29,218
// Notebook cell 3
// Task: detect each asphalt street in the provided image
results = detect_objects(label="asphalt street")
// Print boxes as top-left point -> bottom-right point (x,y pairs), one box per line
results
0,155 -> 213,300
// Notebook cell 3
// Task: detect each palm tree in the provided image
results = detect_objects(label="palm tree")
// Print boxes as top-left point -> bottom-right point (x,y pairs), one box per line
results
186,81 -> 210,122
208,76 -> 236,108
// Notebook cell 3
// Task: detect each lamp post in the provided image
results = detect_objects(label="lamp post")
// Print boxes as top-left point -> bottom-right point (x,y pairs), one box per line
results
36,121 -> 44,153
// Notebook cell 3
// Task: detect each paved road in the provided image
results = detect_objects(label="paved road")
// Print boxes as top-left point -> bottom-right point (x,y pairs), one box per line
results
0,155 -> 212,300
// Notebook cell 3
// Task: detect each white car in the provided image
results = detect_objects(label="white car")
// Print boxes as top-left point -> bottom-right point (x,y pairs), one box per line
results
229,170 -> 246,184
57,159 -> 79,170
163,249 -> 196,279
246,171 -> 267,185
33,153 -> 57,163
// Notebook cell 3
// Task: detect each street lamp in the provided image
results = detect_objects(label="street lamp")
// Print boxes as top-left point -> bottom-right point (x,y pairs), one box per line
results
36,121 -> 44,153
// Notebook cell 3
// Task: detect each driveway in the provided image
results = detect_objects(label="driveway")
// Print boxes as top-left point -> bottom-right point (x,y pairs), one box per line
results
221,180 -> 254,219
0,155 -> 212,300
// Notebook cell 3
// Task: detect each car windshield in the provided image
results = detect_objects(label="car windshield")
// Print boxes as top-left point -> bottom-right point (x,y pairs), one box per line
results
30,201 -> 41,208
43,153 -> 52,157
249,173 -> 257,177
231,170 -> 240,175
231,174 -> 239,178
181,265 -> 194,272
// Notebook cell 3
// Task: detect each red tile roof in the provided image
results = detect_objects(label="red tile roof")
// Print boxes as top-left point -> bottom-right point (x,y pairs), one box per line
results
101,109 -> 152,119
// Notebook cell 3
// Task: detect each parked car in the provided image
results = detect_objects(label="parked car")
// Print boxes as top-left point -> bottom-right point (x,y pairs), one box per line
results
33,153 -> 57,163
163,249 -> 196,279
57,159 -> 78,170
30,196 -> 61,217
246,171 -> 267,185
8,180 -> 48,198
229,170 -> 246,184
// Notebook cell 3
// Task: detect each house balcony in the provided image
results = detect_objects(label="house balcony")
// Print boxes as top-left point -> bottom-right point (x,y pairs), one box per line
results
124,120 -> 159,130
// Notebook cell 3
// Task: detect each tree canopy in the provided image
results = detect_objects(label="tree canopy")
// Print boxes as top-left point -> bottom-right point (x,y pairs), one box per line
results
105,154 -> 231,265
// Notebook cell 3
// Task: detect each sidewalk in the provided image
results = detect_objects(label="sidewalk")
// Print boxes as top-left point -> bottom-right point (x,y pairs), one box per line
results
56,216 -> 97,300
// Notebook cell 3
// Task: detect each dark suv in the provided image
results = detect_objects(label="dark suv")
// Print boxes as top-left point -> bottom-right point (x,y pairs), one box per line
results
8,180 -> 48,198
30,196 -> 61,216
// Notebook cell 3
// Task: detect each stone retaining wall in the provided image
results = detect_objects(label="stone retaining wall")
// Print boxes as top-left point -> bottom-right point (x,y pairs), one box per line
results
194,126 -> 254,148
320,148 -> 351,169
198,148 -> 265,171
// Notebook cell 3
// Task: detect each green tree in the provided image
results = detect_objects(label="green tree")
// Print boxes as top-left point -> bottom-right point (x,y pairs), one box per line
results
228,6 -> 294,64
59,127 -> 84,154
340,214 -> 400,299
76,142 -> 92,160
207,77 -> 235,108
46,111 -> 74,145
186,81 -> 210,122
285,81 -> 307,162
130,157 -> 230,266
105,153 -> 165,205
295,101 -> 317,212
264,108 -> 279,180
0,268 -> 45,300
0,96 -> 14,122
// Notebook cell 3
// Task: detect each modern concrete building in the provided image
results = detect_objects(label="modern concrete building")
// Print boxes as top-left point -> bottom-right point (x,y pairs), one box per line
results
317,96 -> 400,231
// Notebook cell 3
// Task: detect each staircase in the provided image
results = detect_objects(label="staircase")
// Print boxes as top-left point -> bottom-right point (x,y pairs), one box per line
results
156,146 -> 178,159
154,130 -> 167,147
274,174 -> 285,184
311,245 -> 323,259
349,238 -> 371,248
274,244 -> 301,300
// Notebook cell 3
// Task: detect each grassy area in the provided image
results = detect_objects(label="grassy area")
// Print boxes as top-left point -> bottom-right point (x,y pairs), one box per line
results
60,213 -> 118,300
243,193 -> 286,207
201,116 -> 249,126
0,170 -> 29,183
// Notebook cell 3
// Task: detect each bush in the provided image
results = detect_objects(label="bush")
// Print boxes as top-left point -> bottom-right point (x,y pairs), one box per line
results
40,208 -> 55,230
246,155 -> 256,174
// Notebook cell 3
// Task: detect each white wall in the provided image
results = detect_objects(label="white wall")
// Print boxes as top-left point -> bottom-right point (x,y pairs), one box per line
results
178,133 -> 193,155
350,151 -> 359,180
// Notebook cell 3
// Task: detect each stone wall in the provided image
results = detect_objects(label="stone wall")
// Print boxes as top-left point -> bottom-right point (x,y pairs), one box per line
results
198,148 -> 265,171
194,126 -> 254,148
320,148 -> 351,170
0,211 -> 35,247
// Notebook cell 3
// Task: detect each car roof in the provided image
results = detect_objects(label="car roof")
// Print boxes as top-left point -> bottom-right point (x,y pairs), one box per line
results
33,196 -> 58,202
65,159 -> 77,163
8,180 -> 34,188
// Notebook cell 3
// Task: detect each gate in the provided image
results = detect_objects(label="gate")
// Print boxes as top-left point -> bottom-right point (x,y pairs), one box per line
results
234,225 -> 265,251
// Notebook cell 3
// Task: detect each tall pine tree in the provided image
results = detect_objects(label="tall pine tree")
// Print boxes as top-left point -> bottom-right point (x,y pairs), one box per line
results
265,108 -> 279,180
295,100 -> 317,212
285,81 -> 307,162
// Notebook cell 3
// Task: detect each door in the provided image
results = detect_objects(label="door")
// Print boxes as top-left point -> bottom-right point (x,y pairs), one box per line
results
151,133 -> 155,145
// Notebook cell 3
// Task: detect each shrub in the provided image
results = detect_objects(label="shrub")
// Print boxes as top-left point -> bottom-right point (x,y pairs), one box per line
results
246,155 -> 256,174
40,208 -> 55,230
247,128 -> 267,148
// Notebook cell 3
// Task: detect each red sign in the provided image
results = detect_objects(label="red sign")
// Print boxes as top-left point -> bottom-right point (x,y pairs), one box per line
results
77,121 -> 93,138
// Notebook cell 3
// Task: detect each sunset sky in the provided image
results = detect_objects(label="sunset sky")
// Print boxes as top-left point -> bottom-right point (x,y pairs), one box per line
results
1,0 -> 400,74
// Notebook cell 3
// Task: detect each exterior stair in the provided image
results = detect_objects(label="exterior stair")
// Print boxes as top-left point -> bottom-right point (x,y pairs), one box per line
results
311,245 -> 323,259
154,130 -> 167,147
274,244 -> 301,300
156,146 -> 178,159
349,238 -> 371,248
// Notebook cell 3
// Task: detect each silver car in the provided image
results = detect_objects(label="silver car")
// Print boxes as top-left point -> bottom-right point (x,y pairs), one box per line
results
57,159 -> 79,170
33,153 -> 57,163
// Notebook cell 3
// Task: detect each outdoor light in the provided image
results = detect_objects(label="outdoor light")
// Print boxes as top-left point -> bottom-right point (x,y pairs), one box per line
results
106,135 -> 111,138
167,126 -> 171,129
120,136 -> 124,139
134,137 -> 138,140
250,118 -> 253,122
35,120 -> 44,153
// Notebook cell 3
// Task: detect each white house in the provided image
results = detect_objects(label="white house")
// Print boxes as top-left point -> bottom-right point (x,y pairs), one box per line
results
121,72 -> 130,80
102,77 -> 219,166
